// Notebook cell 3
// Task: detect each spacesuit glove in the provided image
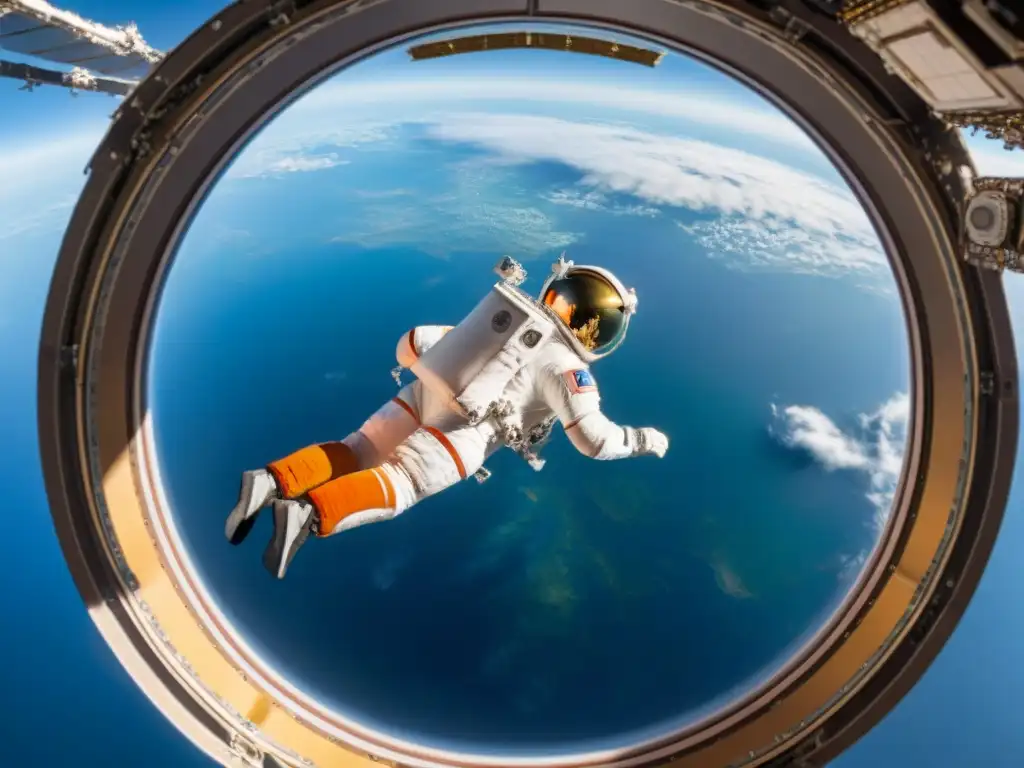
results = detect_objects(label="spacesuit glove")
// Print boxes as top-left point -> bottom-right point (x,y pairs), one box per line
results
635,427 -> 669,458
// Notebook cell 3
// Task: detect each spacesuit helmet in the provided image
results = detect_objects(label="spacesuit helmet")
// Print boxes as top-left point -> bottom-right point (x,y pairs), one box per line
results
539,254 -> 638,361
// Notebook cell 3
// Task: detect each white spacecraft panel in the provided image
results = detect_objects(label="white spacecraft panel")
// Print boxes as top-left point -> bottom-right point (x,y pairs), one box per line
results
0,0 -> 160,80
849,0 -> 1022,113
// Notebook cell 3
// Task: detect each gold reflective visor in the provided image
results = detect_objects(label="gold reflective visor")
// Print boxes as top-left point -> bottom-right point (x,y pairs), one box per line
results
542,270 -> 628,353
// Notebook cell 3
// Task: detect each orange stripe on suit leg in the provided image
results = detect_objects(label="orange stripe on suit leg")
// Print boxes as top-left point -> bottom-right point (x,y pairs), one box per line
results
424,426 -> 467,479
267,441 -> 360,498
308,468 -> 396,536
392,397 -> 419,423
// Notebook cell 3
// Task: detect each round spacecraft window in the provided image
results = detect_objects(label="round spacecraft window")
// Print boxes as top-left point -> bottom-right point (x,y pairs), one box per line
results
144,20 -> 910,756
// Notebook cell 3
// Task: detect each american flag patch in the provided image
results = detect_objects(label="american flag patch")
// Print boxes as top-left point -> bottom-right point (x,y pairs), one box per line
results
564,368 -> 597,394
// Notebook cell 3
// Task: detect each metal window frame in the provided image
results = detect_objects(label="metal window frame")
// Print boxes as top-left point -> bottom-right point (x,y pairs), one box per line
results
36,0 -> 1017,767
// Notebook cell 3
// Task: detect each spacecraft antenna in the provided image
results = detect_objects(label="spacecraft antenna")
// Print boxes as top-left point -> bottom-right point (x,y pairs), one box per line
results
33,1 -> 1024,767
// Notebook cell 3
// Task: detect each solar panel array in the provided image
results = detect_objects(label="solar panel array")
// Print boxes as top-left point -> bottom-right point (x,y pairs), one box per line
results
0,0 -> 160,84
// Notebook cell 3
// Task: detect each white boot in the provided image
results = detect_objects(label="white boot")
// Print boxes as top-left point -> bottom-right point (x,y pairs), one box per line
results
263,499 -> 317,579
224,469 -> 280,545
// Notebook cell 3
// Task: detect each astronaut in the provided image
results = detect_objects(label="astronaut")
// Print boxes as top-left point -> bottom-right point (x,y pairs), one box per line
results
224,255 -> 670,579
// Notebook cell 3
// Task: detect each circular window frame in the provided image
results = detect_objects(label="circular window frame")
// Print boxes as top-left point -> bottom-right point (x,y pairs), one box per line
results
36,1 -> 1018,767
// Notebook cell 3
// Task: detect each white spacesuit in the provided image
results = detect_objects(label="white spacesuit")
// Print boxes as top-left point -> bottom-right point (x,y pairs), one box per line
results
224,255 -> 670,578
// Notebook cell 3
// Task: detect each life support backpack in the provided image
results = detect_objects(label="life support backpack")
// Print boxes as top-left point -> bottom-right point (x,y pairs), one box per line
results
409,279 -> 557,425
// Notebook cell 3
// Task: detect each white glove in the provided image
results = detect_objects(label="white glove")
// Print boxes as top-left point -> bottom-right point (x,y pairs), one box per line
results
637,427 -> 669,458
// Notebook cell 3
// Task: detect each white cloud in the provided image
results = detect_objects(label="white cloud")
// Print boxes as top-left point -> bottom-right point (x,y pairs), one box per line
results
223,123 -> 391,180
425,114 -> 841,223
299,77 -> 815,151
226,82 -> 1024,283
215,74 -> 817,186
211,105 -> 883,276
772,403 -> 875,472
234,153 -> 348,178
331,159 -> 578,258
771,391 -> 910,531
677,217 -> 885,278
838,550 -> 869,585
770,391 -> 910,586
201,73 -> 890,277
424,112 -> 885,279
543,188 -> 660,217
859,393 -> 911,512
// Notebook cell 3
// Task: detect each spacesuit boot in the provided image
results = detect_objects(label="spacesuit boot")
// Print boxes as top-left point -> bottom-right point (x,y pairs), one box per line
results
225,442 -> 355,547
262,458 -> 423,576
229,431 -> 387,546
262,427 -> 482,580
224,469 -> 280,545
226,439 -> 361,546
263,499 -> 319,579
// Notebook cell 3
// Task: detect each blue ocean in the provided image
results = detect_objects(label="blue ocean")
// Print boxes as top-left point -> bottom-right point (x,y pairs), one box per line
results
148,130 -> 908,755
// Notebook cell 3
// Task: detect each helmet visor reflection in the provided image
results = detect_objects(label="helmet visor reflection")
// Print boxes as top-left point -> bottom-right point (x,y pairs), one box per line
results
542,270 -> 627,354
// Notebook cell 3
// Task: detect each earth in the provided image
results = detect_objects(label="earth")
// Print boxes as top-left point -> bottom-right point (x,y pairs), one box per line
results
146,20 -> 910,757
